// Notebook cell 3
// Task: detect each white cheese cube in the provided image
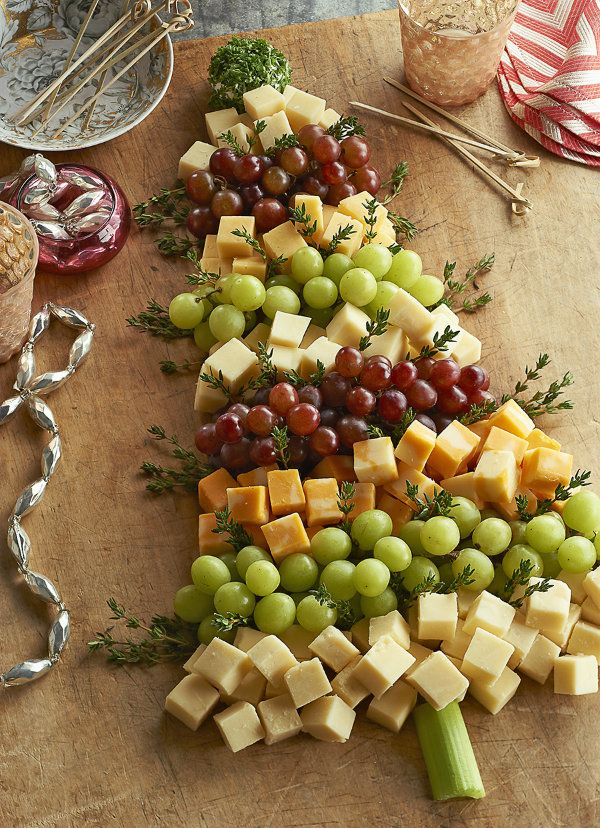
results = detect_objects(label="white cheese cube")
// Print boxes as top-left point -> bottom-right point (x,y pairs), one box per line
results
319,212 -> 363,257
451,329 -> 482,367
525,578 -> 571,635
257,110 -> 294,151
265,680 -> 284,698
203,234 -> 219,258
229,666 -> 267,706
354,437 -> 399,487
404,642 -> 434,678
361,326 -> 408,365
583,567 -> 600,609
546,602 -> 582,650
301,336 -> 342,377
279,625 -> 316,661
178,141 -> 218,180
216,215 -> 256,259
300,323 -> 326,349
469,666 -> 521,714
248,635 -> 299,685
300,695 -> 356,742
183,643 -> 206,673
554,654 -> 599,695
441,618 -> 472,660
407,604 -> 441,648
205,108 -> 239,145
164,674 -> 219,730
461,628 -> 514,684
366,680 -> 417,732
193,637 -> 252,695
503,612 -> 539,668
308,625 -> 360,672
418,592 -> 458,641
194,369 -> 229,414
243,84 -> 286,119
232,256 -> 267,279
352,635 -> 415,699
217,121 -> 254,153
463,590 -> 516,637
518,634 -> 560,683
202,337 -> 258,393
557,570 -> 588,604
284,658 -> 332,707
263,220 -> 307,263
350,617 -> 371,653
369,610 -> 410,649
330,655 -> 370,708
406,651 -> 469,711
269,310 -> 311,348
282,84 -> 300,103
214,701 -> 265,752
581,597 -> 600,626
457,587 -> 477,619
431,303 -> 460,327
293,194 -> 324,243
269,344 -> 304,377
444,656 -> 469,701
285,89 -> 326,132
319,108 -> 341,129
337,191 -> 388,233
387,289 -> 436,344
243,322 -> 272,354
566,620 -> 600,664
326,302 -> 371,348
257,694 -> 303,744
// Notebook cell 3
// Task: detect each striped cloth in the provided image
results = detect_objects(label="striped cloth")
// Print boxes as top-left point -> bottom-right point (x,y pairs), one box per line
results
498,0 -> 600,165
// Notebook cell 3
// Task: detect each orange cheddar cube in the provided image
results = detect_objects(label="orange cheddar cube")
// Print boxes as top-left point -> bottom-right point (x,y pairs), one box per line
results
394,420 -> 436,472
473,450 -> 519,504
198,513 -> 231,555
354,437 -> 399,486
268,469 -> 306,516
495,486 -> 538,521
527,428 -> 561,452
348,482 -> 376,520
262,513 -> 311,562
428,421 -> 480,480
384,461 -> 438,506
227,486 -> 270,525
468,419 -> 493,463
305,525 -> 323,540
376,491 -> 414,534
237,465 -> 278,487
242,522 -> 268,548
304,478 -> 343,526
440,472 -> 485,509
488,399 -> 534,439
480,426 -> 528,464
521,448 -> 573,499
198,467 -> 238,513
311,455 -> 357,482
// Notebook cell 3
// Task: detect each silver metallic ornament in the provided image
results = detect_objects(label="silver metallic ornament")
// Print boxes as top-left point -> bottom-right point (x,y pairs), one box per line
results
0,302 -> 95,689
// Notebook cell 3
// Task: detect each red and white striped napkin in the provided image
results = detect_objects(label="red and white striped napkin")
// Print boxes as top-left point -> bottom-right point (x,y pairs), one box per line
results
498,0 -> 600,165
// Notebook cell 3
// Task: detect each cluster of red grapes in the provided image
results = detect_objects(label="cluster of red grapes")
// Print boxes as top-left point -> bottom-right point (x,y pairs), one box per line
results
194,348 -> 494,472
185,124 -> 381,239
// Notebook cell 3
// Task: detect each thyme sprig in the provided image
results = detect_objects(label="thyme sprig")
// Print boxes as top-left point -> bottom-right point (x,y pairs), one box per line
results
309,584 -> 357,630
156,232 -> 196,257
289,203 -> 318,238
363,198 -> 379,242
283,359 -> 326,389
516,470 -> 592,521
231,227 -> 266,260
266,133 -> 300,155
326,223 -> 357,254
133,183 -> 189,228
405,482 -> 454,519
338,481 -> 356,534
359,307 -> 390,351
381,161 -> 409,206
218,129 -> 246,156
250,120 -> 267,151
267,255 -> 288,278
388,211 -> 418,242
127,300 -> 192,339
459,399 -> 499,425
197,368 -> 234,400
141,425 -> 212,493
214,507 -> 253,552
327,115 -> 366,141
504,561 -> 553,607
212,612 -> 250,633
438,253 -> 495,314
437,565 -> 476,593
367,424 -> 385,438
391,408 -> 417,442
248,342 -> 278,390
392,571 -> 439,611
501,353 -> 574,418
272,425 -> 290,469
414,326 -> 460,360
159,358 -> 202,374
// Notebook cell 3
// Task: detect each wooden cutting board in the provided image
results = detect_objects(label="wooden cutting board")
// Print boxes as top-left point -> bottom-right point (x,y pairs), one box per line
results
1,11 -> 599,827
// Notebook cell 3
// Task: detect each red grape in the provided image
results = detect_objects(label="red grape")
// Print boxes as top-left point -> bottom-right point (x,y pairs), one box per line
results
321,162 -> 347,185
337,415 -> 369,448
468,389 -> 495,406
406,379 -> 437,411
298,124 -> 326,151
313,134 -> 341,164
211,189 -> 243,218
340,136 -> 370,169
302,175 -> 329,199
378,389 -> 408,423
298,385 -> 323,408
415,413 -> 437,432
437,385 -> 469,415
186,170 -> 217,205
246,405 -> 277,436
262,166 -> 291,196
227,403 -> 249,429
459,364 -> 490,393
269,383 -> 299,415
320,372 -> 351,407
289,435 -> 309,466
221,437 -> 251,470
215,412 -> 243,443
187,206 -> 218,238
252,197 -> 287,232
209,148 -> 237,181
280,147 -> 309,176
194,422 -> 223,454
326,181 -> 357,204
240,184 -> 264,210
430,358 -> 461,390
232,154 -> 264,184
360,361 -> 392,392
287,403 -> 320,436
352,164 -> 381,196
249,436 -> 277,466
346,386 -> 376,416
257,155 -> 274,170
335,346 -> 364,378
391,360 -> 418,391
309,426 -> 339,456
365,355 -> 392,369
319,408 -> 339,428
251,386 -> 272,405
416,357 -> 436,380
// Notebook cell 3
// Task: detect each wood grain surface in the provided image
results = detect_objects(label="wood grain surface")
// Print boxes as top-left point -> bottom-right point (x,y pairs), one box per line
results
1,11 -> 599,828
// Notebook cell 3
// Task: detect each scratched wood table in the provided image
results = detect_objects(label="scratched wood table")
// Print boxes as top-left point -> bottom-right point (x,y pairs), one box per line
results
1,11 -> 599,828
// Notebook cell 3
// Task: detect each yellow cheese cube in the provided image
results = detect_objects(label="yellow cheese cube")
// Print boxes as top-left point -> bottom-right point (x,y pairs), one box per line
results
232,256 -> 267,279
546,602 -> 582,650
203,234 -> 218,258
282,84 -> 300,103
301,336 -> 342,377
337,191 -> 388,232
518,634 -> 560,683
394,420 -> 436,472
198,467 -> 238,512
521,447 -> 573,499
407,604 -> 440,648
300,695 -> 356,742
257,109 -> 294,151
311,454 -> 356,483
368,227 -> 396,247
257,694 -> 303,744
354,437 -> 399,486
331,656 -> 370,708
243,84 -> 286,119
494,486 -> 538,521
480,426 -> 529,464
347,481 -> 376,520
326,302 -> 370,348
304,477 -> 342,526
217,121 -> 254,153
279,625 -> 316,661
262,512 -> 311,562
369,610 -> 411,649
463,590 -> 516,637
559,570 -> 588,604
284,658 -> 332,707
525,578 -> 571,636
233,627 -> 268,652
554,654 -> 598,695
205,108 -> 239,144
319,212 -> 363,257
404,642 -> 435,679
216,215 -> 256,259
199,257 -> 222,275
527,427 -> 561,452
350,617 -> 371,653
473,450 -> 519,503
226,485 -> 269,525
203,337 -> 258,393
183,644 -> 206,673
583,568 -> 600,609
367,680 -> 417,733
440,472 -> 485,509
178,140 -> 218,180
450,329 -> 482,368
227,666 -> 267,707
441,618 -> 473,660
461,628 -> 515,683
457,587 -> 477,620
387,289 -> 436,344
318,108 -> 341,129
307,626 -> 359,672
503,612 -> 539,668
285,89 -> 326,131
267,468 -> 306,516
268,310 -> 311,348
214,701 -> 265,752
375,491 -> 414,534
431,303 -> 460,327
488,398 -> 535,439
322,203 -> 336,229
194,637 -> 252,695
469,666 -> 521,714
429,420 -> 481,480
263,220 -> 307,263
269,344 -> 305,377
164,674 -> 220,730
293,194 -> 324,243
406,651 -> 469,711
353,635 -> 415,698
248,634 -> 298,685
242,322 -> 271,354
198,512 -> 231,555
566,620 -> 600,664
300,323 -> 326,349
361,326 -> 408,365
383,460 -> 437,506
418,592 -> 458,641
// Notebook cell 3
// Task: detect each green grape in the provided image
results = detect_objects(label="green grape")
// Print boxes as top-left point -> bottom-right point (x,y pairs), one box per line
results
213,582 -> 256,617
279,553 -> 319,592
320,560 -> 357,600
353,559 -> 391,597
169,292 -> 205,329
420,516 -> 460,556
296,595 -> 337,633
173,584 -> 214,623
265,274 -> 302,293
243,310 -> 257,333
245,560 -> 281,595
385,249 -> 422,289
400,556 -> 440,592
488,565 -> 508,597
397,520 -> 427,555
351,509 -> 393,552
290,591 -> 310,605
595,532 -> 600,560
540,551 -> 562,578
213,274 -> 237,304
437,561 -> 454,584
262,285 -> 301,318
323,252 -> 354,285
193,321 -> 218,353
220,551 -> 242,582
253,593 -> 296,634
525,514 -> 566,554
352,243 -> 393,280
364,280 -> 400,318
360,587 -> 398,618
557,536 -> 596,573
197,613 -> 235,644
472,517 -> 512,556
452,548 -> 494,592
449,497 -> 481,539
311,526 -> 352,565
208,303 -> 245,340
302,304 -> 336,327
230,275 -> 266,311
235,545 -> 272,578
303,276 -> 338,309
501,544 -> 544,578
191,555 -> 231,595
373,536 -> 412,572
408,274 -> 445,307
339,267 -> 378,307
291,246 -> 324,283
563,490 -> 600,535
509,520 -> 528,546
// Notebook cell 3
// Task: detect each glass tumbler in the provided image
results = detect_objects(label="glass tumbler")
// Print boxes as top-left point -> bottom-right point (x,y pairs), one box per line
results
0,203 -> 39,364
398,0 -> 519,106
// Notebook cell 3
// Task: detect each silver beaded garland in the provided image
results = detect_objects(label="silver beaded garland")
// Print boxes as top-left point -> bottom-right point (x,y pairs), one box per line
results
0,302 -> 94,688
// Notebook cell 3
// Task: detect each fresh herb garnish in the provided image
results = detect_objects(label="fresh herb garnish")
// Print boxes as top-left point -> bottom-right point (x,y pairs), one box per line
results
459,399 -> 498,425
231,227 -> 266,260
283,359 -> 326,389
266,133 -> 300,155
501,353 -> 574,418
212,612 -> 250,633
326,222 -> 357,254
338,481 -> 356,534
327,115 -> 366,140
363,198 -> 379,242
214,507 -> 253,552
272,425 -> 290,469
405,482 -> 454,519
381,161 -> 409,206
159,358 -> 202,374
208,36 -> 291,112
438,254 -> 495,314
504,561 -> 553,607
218,129 -> 246,156
309,584 -> 357,630
248,342 -> 278,390
414,326 -> 460,360
140,425 -> 213,493
197,367 -> 234,400
289,202 -> 318,238
391,408 -> 417,442
127,300 -> 192,339
367,424 -> 385,439
156,232 -> 196,257
516,470 -> 592,521
388,211 -> 418,242
133,183 -> 188,228
359,307 -> 389,351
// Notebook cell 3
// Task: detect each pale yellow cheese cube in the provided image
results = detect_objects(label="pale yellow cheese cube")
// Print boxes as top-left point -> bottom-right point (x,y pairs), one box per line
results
441,618 -> 473,660
300,323 -> 326,349
242,322 -> 271,355
270,344 -> 305,377
546,602 -> 582,649
205,108 -> 240,144
263,220 -> 307,263
583,568 -> 600,609
318,108 -> 341,129
183,643 -> 206,673
473,450 -> 519,504
350,617 -> 371,653
406,651 -> 469,711
293,194 -> 324,243
441,472 -> 485,509
567,620 -> 600,664
194,370 -> 229,413
279,625 -> 315,661
326,302 -> 370,348
462,627 -> 514,683
284,658 -> 332,707
394,420 -> 436,472
257,110 -> 293,151
431,303 -> 460,327
518,634 -> 560,683
300,695 -> 356,742
257,694 -> 303,744
367,680 -> 417,732
234,627 -> 268,652
200,257 -> 222,275
407,604 -> 440,648
203,234 -> 218,258
319,212 -> 363,257
331,656 -> 370,708
265,680 -> 284,698
404,642 -> 435,678
417,592 -> 458,641
480,426 -> 529,464
308,625 -> 360,672
387,289 -> 436,344
164,674 -> 219,730
554,654 -> 598,695
354,436 -> 399,487
527,427 -> 561,451
216,215 -> 256,259
361,326 -> 408,366
558,570 -> 588,604
488,398 -> 535,439
243,84 -> 286,119
457,587 -> 478,619
581,597 -> 600,626
217,122 -> 254,153
202,337 -> 258,393
285,89 -> 326,132
337,191 -> 388,232
352,634 -> 415,699
525,578 -> 571,635
469,666 -> 521,714
369,610 -> 411,649
178,140 -> 218,180
450,329 -> 482,368
232,256 -> 267,279
193,637 -> 252,695
269,310 -> 311,348
521,447 -> 573,499
463,590 -> 516,637
503,613 -> 538,668
248,635 -> 299,685
444,656 -> 469,700
301,336 -> 342,377
282,84 -> 300,103
429,420 -> 481,480
214,701 -> 265,752
229,666 -> 268,706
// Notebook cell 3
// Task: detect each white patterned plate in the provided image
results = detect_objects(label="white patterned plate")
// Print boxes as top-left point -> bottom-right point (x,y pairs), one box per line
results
0,0 -> 173,151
